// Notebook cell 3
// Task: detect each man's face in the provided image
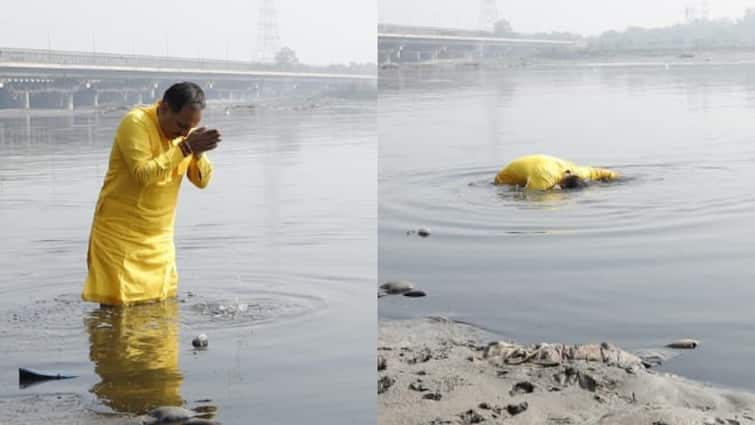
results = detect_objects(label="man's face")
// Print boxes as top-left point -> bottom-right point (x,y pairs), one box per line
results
159,102 -> 202,139
560,174 -> 587,190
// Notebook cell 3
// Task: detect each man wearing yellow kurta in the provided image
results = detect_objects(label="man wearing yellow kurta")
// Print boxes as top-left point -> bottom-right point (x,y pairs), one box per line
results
494,154 -> 619,191
83,82 -> 221,305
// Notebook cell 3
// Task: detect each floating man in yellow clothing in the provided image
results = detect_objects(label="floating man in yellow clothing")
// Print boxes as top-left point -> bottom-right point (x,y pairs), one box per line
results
494,154 -> 619,191
83,82 -> 221,306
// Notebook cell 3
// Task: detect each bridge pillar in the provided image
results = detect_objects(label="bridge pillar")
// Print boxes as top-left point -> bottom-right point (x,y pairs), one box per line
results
477,43 -> 486,58
137,92 -> 144,105
93,92 -> 99,108
23,91 -> 30,109
65,93 -> 74,111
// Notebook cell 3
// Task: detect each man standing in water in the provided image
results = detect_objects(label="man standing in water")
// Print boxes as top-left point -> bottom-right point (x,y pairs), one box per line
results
82,82 -> 221,305
494,154 -> 619,191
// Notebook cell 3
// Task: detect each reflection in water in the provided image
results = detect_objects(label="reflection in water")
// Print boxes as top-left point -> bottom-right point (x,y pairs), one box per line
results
506,188 -> 570,204
85,301 -> 183,414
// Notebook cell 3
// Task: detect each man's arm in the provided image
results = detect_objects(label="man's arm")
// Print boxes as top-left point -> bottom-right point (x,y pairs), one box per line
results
116,114 -> 185,186
588,167 -> 619,182
187,154 -> 213,189
524,164 -> 559,191
524,174 -> 555,191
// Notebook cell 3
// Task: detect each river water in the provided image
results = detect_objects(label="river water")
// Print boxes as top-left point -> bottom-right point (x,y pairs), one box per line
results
378,61 -> 755,391
0,99 -> 376,424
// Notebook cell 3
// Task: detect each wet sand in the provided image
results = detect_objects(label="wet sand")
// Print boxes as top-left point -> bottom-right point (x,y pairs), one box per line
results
379,318 -> 755,425
1,393 -> 127,425
1,392 -> 219,425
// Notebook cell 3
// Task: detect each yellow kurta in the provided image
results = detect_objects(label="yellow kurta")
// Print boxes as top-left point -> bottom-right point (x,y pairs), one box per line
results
494,154 -> 618,191
82,104 -> 213,305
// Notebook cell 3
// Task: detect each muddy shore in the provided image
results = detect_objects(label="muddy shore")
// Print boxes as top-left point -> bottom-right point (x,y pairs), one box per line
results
378,317 -> 755,425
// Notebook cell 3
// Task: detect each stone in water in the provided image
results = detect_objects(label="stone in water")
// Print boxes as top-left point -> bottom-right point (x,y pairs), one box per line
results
666,339 -> 699,349
403,290 -> 427,298
380,280 -> 415,295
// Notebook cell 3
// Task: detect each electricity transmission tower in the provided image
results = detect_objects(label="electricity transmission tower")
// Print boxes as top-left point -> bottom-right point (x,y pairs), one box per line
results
256,0 -> 281,63
685,4 -> 696,23
478,0 -> 499,32
700,0 -> 710,20
685,0 -> 711,22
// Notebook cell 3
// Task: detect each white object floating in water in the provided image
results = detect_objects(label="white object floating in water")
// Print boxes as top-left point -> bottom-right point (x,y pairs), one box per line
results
192,334 -> 209,348
237,303 -> 248,312
417,227 -> 432,237
406,227 -> 432,238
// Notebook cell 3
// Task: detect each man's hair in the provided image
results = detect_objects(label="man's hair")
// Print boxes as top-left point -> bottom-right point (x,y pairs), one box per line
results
561,174 -> 587,189
162,82 -> 206,113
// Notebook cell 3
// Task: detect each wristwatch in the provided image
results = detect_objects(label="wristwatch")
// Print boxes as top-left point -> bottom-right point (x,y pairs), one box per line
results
178,141 -> 193,157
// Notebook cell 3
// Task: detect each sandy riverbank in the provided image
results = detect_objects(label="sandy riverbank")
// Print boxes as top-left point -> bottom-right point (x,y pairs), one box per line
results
379,317 -> 755,425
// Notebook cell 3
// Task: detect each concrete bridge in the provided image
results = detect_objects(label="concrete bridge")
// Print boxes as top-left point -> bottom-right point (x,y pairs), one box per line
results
0,47 -> 375,110
378,24 -> 579,65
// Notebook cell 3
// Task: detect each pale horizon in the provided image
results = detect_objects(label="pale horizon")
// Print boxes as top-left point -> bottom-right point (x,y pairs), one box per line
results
0,0 -> 376,66
379,0 -> 755,36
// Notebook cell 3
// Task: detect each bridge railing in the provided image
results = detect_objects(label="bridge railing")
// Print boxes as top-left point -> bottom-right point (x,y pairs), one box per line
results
378,24 -> 493,38
0,47 -> 240,69
0,47 -> 375,75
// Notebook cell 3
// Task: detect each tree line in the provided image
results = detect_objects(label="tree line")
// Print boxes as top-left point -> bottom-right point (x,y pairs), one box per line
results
494,9 -> 755,50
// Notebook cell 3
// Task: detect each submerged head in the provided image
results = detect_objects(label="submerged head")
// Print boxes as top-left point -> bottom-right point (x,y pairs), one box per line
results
157,82 -> 206,139
559,172 -> 588,190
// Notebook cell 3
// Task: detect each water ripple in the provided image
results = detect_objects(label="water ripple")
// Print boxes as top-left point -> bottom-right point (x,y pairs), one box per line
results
381,161 -> 755,239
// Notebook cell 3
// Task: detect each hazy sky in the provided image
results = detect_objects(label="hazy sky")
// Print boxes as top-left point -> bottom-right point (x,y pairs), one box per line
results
380,0 -> 755,35
0,0 -> 376,65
